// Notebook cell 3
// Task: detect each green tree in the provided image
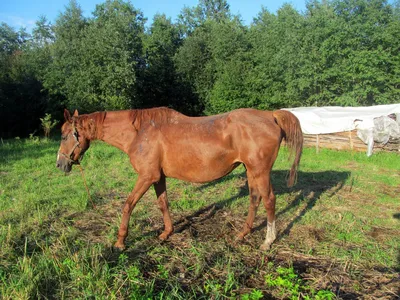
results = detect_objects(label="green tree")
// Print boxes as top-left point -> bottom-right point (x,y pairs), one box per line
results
43,0 -> 88,110
331,0 -> 400,105
175,21 -> 216,113
77,0 -> 145,111
247,5 -> 306,110
44,0 -> 145,112
0,23 -> 49,138
2,0 -> 400,139
246,0 -> 400,109
139,14 -> 180,108
175,0 -> 252,114
178,0 -> 230,36
32,16 -> 54,47
206,18 -> 252,114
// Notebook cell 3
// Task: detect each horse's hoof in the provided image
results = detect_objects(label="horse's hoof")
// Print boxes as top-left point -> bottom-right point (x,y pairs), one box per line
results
158,231 -> 173,242
113,242 -> 126,252
235,233 -> 245,241
158,232 -> 170,241
259,243 -> 271,251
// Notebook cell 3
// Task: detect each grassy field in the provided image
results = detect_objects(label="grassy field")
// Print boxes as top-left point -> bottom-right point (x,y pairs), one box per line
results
0,137 -> 399,299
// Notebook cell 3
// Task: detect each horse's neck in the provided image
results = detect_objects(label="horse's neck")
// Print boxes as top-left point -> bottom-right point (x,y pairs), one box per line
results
93,111 -> 131,152
95,110 -> 138,153
94,108 -> 182,153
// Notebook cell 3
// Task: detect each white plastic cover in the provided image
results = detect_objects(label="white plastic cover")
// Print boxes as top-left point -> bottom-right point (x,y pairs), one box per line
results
356,116 -> 400,156
285,104 -> 400,134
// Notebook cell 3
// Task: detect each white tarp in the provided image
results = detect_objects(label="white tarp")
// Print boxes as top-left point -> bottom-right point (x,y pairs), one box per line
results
285,104 -> 400,134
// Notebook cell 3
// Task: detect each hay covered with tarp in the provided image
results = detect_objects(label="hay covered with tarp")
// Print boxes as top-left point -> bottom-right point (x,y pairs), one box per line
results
285,104 -> 400,155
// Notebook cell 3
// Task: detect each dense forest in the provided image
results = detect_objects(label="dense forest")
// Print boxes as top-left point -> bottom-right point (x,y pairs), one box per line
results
1,0 -> 400,137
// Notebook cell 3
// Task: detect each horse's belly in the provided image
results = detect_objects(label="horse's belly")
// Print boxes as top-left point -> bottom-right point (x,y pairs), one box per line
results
162,151 -> 239,183
164,163 -> 239,183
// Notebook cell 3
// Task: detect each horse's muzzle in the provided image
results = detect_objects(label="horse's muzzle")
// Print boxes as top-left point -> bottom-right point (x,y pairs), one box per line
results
56,158 -> 72,173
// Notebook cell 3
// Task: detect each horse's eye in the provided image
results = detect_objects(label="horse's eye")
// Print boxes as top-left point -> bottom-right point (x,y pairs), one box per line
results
73,131 -> 79,139
61,135 -> 67,141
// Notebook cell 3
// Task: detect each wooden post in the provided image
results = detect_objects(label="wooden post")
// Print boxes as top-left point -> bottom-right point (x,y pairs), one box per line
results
349,130 -> 353,150
316,134 -> 320,154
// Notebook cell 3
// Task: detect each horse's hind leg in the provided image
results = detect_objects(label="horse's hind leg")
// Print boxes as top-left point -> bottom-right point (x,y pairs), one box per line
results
154,175 -> 173,240
239,169 -> 277,250
259,178 -> 277,251
237,173 -> 262,240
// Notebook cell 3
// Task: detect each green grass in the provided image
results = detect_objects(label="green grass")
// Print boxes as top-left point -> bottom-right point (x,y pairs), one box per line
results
264,265 -> 335,299
0,137 -> 399,299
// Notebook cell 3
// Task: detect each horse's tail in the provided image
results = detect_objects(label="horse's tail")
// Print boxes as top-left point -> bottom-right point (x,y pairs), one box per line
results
273,110 -> 303,187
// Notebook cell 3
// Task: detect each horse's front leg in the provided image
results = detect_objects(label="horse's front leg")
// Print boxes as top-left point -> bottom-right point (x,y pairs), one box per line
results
114,175 -> 154,250
154,174 -> 173,240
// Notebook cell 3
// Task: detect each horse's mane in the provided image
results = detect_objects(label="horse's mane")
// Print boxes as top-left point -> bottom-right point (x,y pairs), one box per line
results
72,107 -> 183,140
131,107 -> 183,127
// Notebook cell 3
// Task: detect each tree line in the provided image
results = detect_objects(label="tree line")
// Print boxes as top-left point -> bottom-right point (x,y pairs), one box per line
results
1,0 -> 399,138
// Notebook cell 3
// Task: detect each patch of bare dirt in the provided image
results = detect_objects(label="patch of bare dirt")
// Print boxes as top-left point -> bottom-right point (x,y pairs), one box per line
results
367,226 -> 400,243
274,249 -> 400,300
377,183 -> 400,198
282,224 -> 326,248
70,199 -> 122,243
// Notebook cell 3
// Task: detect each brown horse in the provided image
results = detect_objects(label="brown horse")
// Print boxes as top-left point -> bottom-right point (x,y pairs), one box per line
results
56,107 -> 303,250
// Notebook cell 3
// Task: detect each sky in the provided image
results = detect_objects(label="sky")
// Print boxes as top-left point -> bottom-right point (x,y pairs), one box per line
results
0,0 -> 307,32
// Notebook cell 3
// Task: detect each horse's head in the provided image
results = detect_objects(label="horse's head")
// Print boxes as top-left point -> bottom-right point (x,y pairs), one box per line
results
56,109 -> 92,173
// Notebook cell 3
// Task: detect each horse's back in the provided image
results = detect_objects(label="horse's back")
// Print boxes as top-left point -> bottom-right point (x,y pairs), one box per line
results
223,108 -> 282,143
156,108 -> 283,182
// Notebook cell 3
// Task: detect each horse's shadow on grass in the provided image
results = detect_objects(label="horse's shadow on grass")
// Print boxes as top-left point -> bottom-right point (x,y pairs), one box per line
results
134,169 -> 350,243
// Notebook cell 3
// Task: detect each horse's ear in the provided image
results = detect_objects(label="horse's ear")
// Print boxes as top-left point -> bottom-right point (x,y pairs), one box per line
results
73,109 -> 79,117
64,109 -> 72,123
